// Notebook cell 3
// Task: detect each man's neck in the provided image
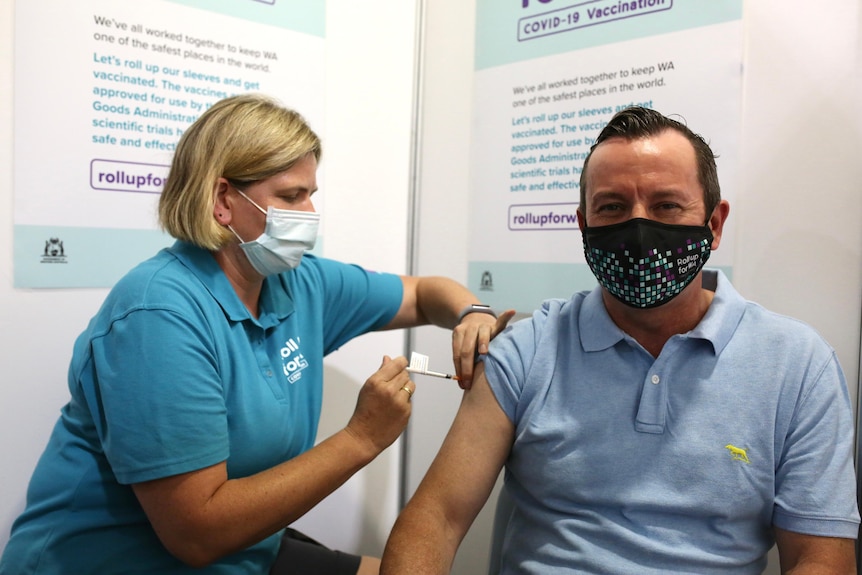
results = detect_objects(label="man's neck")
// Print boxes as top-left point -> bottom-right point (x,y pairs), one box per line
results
602,275 -> 715,358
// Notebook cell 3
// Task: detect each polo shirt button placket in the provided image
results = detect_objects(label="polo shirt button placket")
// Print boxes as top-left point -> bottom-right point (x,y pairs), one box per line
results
635,367 -> 667,434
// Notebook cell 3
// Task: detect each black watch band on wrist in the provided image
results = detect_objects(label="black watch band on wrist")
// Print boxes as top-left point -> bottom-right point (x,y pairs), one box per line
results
457,304 -> 497,323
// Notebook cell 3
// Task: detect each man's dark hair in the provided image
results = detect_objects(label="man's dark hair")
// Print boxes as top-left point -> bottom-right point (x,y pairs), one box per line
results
578,107 -> 720,222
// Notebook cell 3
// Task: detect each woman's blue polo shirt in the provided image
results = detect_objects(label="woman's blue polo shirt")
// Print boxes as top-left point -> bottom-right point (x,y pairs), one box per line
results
0,241 -> 403,574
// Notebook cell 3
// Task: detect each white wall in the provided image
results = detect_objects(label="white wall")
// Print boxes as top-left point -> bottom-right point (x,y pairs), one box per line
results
290,0 -> 419,554
0,0 -> 418,559
409,1 -> 862,574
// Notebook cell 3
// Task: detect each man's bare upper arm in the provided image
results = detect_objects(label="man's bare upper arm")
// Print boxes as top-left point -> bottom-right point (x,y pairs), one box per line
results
410,362 -> 515,536
774,527 -> 856,574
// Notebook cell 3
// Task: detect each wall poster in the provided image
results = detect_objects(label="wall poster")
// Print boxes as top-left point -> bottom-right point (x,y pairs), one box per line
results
14,0 -> 325,287
468,0 -> 743,312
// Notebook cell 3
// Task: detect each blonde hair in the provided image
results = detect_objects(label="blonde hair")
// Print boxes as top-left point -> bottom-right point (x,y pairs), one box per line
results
159,94 -> 322,249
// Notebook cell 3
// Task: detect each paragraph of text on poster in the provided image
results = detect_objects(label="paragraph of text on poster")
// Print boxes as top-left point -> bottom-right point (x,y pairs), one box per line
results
510,62 -> 671,182
90,14 -> 278,194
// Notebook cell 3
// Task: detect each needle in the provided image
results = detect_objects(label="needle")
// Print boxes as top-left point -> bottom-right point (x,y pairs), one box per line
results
406,367 -> 459,380
406,351 -> 460,380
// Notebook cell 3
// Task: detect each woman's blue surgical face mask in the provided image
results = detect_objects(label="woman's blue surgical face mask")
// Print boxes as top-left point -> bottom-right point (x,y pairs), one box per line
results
228,188 -> 320,277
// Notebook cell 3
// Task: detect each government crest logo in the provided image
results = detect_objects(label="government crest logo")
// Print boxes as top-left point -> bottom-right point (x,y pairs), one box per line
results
479,270 -> 494,292
41,238 -> 68,264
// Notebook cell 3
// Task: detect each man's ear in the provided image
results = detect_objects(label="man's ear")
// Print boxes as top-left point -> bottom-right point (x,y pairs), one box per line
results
577,208 -> 586,233
213,178 -> 233,226
707,199 -> 730,251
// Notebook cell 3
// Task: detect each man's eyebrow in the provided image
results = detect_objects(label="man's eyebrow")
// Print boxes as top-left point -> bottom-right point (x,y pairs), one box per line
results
589,190 -> 628,202
592,189 -> 688,200
648,189 -> 689,199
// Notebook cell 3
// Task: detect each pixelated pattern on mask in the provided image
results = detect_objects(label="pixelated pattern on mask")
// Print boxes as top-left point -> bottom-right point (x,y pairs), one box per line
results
585,236 -> 711,308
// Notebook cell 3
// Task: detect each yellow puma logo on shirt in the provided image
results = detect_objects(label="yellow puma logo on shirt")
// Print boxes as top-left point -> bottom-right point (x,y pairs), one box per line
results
725,444 -> 750,464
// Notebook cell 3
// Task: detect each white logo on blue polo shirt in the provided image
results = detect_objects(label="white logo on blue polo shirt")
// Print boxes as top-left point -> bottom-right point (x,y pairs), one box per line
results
280,337 -> 308,384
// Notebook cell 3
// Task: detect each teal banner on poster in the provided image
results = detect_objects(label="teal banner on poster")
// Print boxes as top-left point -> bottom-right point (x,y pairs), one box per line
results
475,0 -> 743,70
468,262 -> 733,314
167,0 -> 326,36
14,225 -> 325,288
14,226 -> 174,289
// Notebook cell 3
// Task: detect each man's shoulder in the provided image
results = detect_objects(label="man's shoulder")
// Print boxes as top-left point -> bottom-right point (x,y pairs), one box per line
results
709,270 -> 832,351
537,290 -> 593,316
498,291 -> 593,346
739,299 -> 832,348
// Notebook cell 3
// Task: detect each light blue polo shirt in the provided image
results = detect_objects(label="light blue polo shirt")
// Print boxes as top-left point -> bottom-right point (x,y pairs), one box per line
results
483,270 -> 859,574
0,241 -> 403,575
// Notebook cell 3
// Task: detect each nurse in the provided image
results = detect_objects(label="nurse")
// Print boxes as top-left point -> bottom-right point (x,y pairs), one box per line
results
0,93 -> 512,575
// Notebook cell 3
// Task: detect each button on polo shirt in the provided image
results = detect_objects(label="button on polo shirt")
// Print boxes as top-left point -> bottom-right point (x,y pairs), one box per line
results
631,336 -> 712,435
573,284 -> 728,436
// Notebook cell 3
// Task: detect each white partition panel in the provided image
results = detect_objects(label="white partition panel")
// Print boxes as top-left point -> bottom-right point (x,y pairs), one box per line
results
410,1 -> 862,574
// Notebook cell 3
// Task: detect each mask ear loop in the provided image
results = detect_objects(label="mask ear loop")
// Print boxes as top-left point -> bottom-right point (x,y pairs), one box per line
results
233,185 -> 268,215
224,183 -> 267,244
227,225 -> 247,244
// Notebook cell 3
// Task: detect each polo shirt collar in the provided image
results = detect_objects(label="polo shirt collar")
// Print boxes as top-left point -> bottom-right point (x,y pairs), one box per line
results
580,287 -> 626,352
167,241 -> 295,327
579,269 -> 746,356
688,269 -> 745,355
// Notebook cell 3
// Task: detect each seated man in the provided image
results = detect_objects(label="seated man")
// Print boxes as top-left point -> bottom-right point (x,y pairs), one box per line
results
381,107 -> 860,574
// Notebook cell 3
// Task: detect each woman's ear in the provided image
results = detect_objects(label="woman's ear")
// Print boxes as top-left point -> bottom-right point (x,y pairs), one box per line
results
213,178 -> 232,226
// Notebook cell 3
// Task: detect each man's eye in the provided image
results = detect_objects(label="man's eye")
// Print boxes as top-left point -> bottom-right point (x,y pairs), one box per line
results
596,204 -> 620,212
